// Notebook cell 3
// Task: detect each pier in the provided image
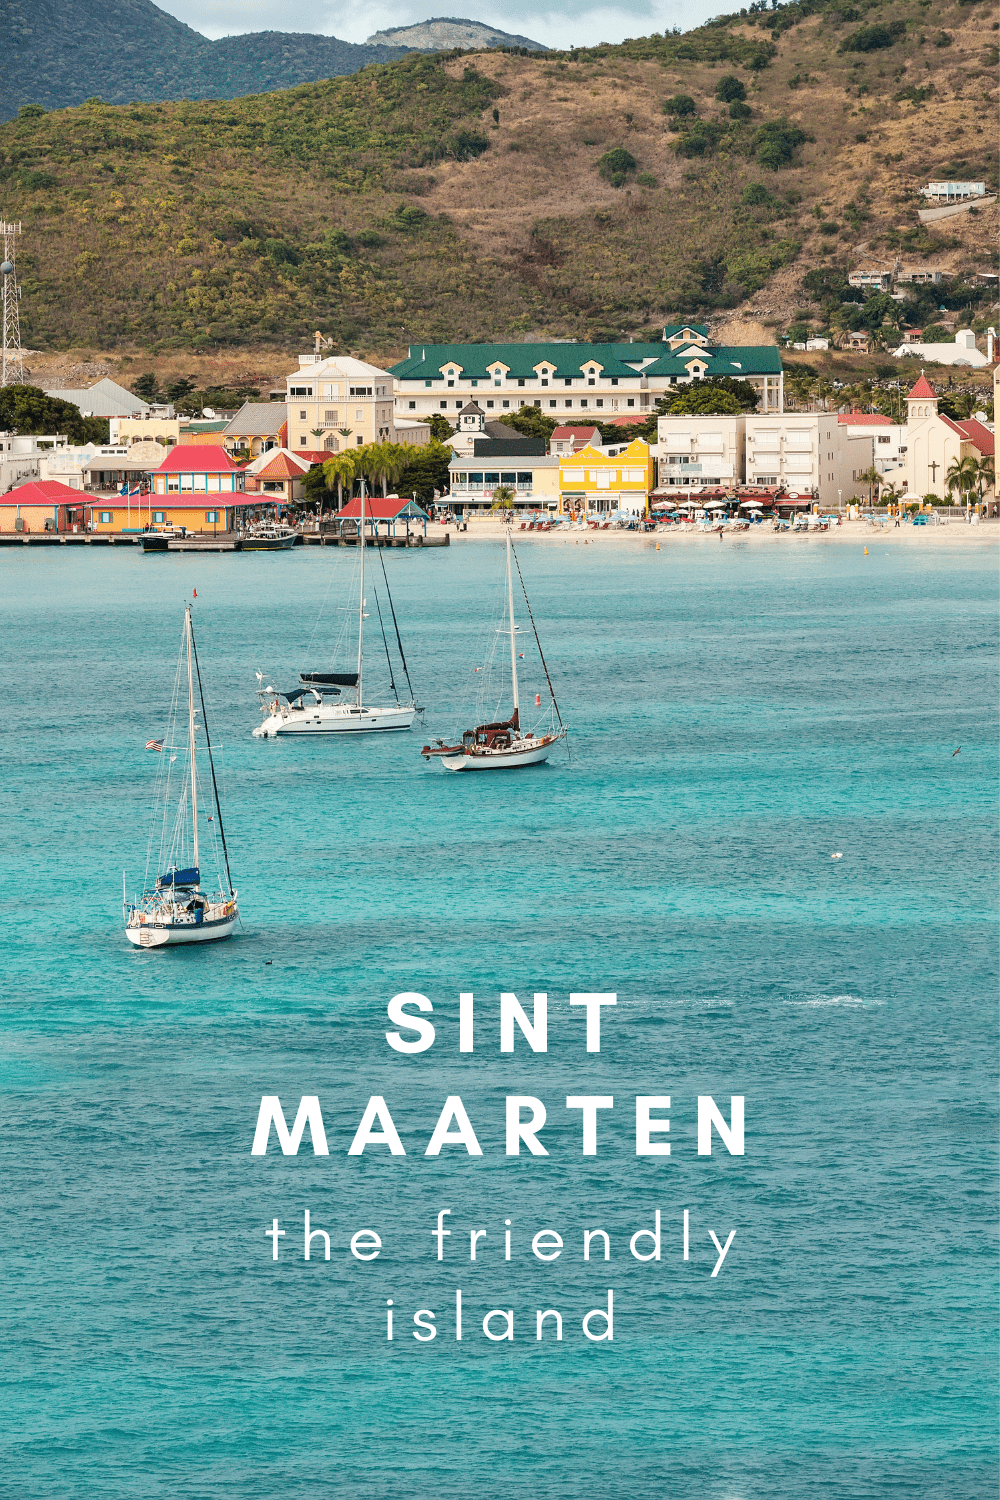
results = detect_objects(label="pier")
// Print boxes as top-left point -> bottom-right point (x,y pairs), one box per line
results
0,531 -> 450,550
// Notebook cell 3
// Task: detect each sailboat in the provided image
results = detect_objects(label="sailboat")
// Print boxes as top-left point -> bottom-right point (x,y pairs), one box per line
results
253,490 -> 417,737
421,527 -> 567,771
124,604 -> 239,947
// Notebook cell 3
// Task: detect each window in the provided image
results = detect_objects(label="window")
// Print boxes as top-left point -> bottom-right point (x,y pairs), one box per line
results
501,472 -> 517,484
356,436 -> 363,446
564,378 -> 572,387
440,401 -> 448,409
486,400 -> 494,409
324,435 -> 336,451
468,472 -> 483,484
580,399 -> 588,408
167,479 -> 179,492
349,386 -> 373,397
153,511 -> 165,523
502,400 -> 510,409
299,410 -> 307,421
588,378 -> 595,386
517,472 -> 533,486
533,400 -> 541,408
611,378 -> 618,387
877,435 -> 890,445
289,385 -> 312,396
541,379 -> 549,388
484,472 -> 500,484
494,380 -> 501,388
324,410 -> 339,425
627,399 -> 635,408
408,401 -> 416,410
355,409 -> 364,421
549,400 -> 557,409
99,510 -> 112,523
448,380 -> 454,388
518,378 -> 525,388
205,510 -> 218,523
596,399 -> 604,409
471,379 -> 478,388
565,400 -> 573,408
425,379 -> 432,388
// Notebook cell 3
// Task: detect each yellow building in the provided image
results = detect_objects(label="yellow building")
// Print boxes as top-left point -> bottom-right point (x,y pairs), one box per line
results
559,438 -> 654,516
110,416 -> 180,447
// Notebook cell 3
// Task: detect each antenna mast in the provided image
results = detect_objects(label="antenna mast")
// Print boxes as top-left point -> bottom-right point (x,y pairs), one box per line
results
0,221 -> 24,389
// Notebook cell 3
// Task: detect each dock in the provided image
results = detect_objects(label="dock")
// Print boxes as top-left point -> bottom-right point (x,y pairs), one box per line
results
0,532 -> 450,551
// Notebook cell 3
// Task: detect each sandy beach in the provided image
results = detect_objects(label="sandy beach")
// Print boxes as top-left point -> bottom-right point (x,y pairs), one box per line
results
448,518 -> 1000,549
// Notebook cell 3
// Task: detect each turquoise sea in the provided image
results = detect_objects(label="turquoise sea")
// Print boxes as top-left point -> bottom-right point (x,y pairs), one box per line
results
2,535 -> 997,1498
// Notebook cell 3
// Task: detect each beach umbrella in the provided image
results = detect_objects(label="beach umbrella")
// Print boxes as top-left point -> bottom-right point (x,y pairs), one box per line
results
740,500 -> 764,509
704,499 -> 726,510
652,500 -> 676,511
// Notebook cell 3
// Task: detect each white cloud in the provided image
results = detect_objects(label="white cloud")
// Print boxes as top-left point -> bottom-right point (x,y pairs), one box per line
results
155,0 -> 722,48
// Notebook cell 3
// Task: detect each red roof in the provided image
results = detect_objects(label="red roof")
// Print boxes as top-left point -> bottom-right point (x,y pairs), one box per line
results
5,479 -> 81,505
338,495 -> 427,520
257,451 -> 309,481
155,445 -> 238,475
956,418 -> 994,456
602,414 -> 650,428
290,448 -> 330,465
552,426 -> 600,439
907,374 -> 937,400
838,413 -> 892,426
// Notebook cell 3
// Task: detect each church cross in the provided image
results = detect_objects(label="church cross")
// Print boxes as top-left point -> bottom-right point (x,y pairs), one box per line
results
929,461 -> 939,482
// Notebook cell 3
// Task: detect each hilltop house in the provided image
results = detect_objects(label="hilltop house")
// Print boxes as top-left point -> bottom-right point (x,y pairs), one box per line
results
891,329 -> 990,368
42,377 -> 152,419
389,327 -> 784,426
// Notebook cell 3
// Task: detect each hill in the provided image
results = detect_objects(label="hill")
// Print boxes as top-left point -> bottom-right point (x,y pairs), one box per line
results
367,18 -> 545,51
0,0 -> 996,364
0,0 -> 412,120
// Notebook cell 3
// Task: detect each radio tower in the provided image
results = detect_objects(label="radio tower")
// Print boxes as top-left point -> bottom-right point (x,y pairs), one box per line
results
1,220 -> 24,388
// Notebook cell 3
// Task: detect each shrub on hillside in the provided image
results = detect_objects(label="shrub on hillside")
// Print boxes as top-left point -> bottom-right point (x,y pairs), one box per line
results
754,118 -> 809,169
840,22 -> 906,52
597,147 -> 637,186
729,100 -> 752,120
663,93 -> 697,117
742,183 -> 774,206
715,74 -> 746,103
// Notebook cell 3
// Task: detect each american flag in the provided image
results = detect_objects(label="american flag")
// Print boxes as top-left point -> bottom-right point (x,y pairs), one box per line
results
145,739 -> 164,751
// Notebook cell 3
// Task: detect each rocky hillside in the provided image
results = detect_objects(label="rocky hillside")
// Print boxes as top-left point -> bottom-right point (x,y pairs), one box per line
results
0,0 -> 411,120
0,0 -> 996,359
367,17 -> 544,51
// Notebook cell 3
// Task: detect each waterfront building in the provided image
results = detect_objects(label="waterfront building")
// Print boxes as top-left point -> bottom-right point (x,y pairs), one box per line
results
901,374 -> 994,500
559,438 -> 654,516
222,402 -> 287,457
283,353 -> 428,454
743,414 -> 871,506
837,413 -> 906,477
0,478 -> 82,533
447,453 -> 559,514
389,328 -> 784,426
654,416 -> 746,494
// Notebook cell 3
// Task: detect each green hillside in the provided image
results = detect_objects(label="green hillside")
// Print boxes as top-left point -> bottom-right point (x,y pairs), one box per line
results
0,0 -> 996,359
0,0 -> 411,120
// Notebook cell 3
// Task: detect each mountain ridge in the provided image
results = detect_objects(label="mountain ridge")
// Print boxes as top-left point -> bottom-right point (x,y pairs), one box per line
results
367,17 -> 545,51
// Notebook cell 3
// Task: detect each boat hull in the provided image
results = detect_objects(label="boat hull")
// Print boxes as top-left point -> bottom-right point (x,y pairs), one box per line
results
241,536 -> 297,551
125,912 -> 238,947
254,704 -> 415,737
440,739 -> 559,771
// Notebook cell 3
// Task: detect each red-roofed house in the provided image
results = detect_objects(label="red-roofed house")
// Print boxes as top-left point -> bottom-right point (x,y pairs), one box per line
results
245,449 -> 310,505
0,479 -> 80,534
903,376 -> 996,504
549,426 -> 601,455
336,494 -> 429,537
91,445 -> 246,533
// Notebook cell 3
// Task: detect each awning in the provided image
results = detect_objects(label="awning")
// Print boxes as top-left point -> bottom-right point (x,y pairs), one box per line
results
300,671 -> 358,688
156,866 -> 199,890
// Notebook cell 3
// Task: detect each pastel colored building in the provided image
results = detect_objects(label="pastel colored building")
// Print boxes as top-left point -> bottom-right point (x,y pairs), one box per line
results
447,454 -> 560,513
150,445 -> 245,498
284,353 -> 428,454
559,438 -> 654,515
901,374 -> 995,501
0,479 -> 81,533
244,448 -> 310,505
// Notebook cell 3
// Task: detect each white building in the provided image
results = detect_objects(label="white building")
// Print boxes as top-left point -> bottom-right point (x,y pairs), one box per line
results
849,271 -> 892,291
744,414 -> 872,506
895,268 -> 942,285
837,414 -> 906,476
891,329 -> 990,368
284,353 -> 428,455
42,377 -> 152,419
388,327 -> 785,425
921,181 -> 986,202
901,374 -> 995,501
654,416 -> 746,493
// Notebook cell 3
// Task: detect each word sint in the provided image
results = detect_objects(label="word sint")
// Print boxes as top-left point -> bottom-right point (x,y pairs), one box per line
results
385,991 -> 616,1054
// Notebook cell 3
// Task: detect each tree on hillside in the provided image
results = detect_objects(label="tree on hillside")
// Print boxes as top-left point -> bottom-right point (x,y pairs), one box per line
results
662,378 -> 760,416
0,384 -> 108,444
131,373 -> 159,403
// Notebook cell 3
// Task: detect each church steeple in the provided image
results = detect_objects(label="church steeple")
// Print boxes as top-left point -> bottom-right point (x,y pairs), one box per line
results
906,373 -> 938,422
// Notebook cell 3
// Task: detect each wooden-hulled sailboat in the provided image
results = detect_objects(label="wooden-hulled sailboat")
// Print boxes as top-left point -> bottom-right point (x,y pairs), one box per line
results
253,489 -> 417,737
124,604 -> 238,947
422,527 -> 567,771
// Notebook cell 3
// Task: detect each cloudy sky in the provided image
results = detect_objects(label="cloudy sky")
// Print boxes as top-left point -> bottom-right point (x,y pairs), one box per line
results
154,0 -> 724,49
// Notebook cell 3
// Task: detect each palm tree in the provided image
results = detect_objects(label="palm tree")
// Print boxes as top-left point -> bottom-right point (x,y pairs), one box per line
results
490,485 -> 515,512
860,464 -> 881,503
322,452 -> 356,510
974,454 -> 995,512
945,454 -> 978,519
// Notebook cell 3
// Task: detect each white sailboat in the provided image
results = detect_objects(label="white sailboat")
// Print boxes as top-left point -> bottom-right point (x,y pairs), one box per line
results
253,490 -> 416,737
124,604 -> 239,947
422,527 -> 567,771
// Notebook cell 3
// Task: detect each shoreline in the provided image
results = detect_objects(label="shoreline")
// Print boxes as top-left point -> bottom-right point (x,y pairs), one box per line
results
445,518 -> 1000,546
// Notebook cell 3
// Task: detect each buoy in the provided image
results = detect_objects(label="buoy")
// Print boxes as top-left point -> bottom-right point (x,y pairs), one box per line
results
655,542 -> 660,550
864,547 -> 868,555
535,693 -> 541,705
831,852 -> 843,860
193,588 -> 197,597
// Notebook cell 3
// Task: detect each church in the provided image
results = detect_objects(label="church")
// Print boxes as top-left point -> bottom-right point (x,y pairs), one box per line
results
901,375 -> 994,502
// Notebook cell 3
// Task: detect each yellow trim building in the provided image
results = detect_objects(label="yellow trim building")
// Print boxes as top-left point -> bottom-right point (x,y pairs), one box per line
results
559,438 -> 654,516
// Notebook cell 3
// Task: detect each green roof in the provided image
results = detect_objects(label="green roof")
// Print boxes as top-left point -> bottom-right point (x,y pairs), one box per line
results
389,340 -> 782,382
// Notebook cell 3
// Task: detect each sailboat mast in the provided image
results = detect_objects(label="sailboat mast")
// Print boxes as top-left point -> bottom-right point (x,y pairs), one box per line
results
186,606 -> 199,873
506,529 -> 519,719
357,486 -> 365,705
